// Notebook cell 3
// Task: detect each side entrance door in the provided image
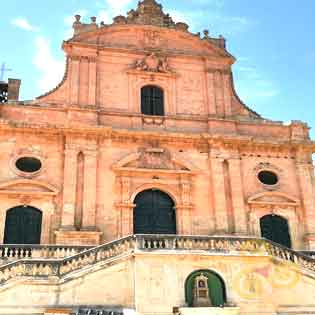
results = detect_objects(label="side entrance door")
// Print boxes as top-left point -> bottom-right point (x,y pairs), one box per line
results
4,206 -> 42,244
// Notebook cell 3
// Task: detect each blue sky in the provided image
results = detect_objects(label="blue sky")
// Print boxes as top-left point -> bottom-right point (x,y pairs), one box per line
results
0,0 -> 314,137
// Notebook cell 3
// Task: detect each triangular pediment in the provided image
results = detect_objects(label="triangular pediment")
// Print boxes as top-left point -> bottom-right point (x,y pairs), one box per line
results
0,179 -> 59,196
67,25 -> 234,61
112,149 -> 198,173
248,192 -> 299,206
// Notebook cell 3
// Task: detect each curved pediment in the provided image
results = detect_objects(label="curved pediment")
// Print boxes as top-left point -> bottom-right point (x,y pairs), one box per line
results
66,25 -> 234,62
0,179 -> 59,196
112,149 -> 199,174
248,192 -> 299,206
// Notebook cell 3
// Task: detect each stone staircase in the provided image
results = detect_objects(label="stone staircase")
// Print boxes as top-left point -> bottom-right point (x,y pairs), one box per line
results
0,235 -> 315,287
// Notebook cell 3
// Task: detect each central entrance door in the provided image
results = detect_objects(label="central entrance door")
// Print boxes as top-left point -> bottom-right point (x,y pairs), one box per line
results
134,189 -> 176,234
4,206 -> 42,244
260,214 -> 292,248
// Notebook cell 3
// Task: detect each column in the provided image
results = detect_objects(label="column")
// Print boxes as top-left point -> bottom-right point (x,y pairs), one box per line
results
61,148 -> 77,230
296,153 -> 315,249
228,157 -> 248,235
210,157 -> 229,234
82,150 -> 98,230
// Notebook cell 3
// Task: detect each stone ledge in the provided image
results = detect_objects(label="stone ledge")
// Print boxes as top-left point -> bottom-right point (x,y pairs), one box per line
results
179,307 -> 240,315
45,309 -> 72,315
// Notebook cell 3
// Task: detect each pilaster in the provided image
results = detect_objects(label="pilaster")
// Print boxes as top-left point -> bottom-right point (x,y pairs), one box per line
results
296,159 -> 315,249
82,149 -> 98,230
69,56 -> 80,104
228,155 -> 248,235
210,155 -> 229,234
61,147 -> 77,230
88,57 -> 97,105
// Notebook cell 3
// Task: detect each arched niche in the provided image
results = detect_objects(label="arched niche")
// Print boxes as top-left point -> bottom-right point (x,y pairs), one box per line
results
185,269 -> 227,307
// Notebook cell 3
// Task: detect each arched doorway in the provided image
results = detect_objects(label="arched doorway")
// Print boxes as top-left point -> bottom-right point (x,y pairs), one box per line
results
185,270 -> 227,307
260,214 -> 292,248
134,189 -> 176,234
4,206 -> 42,244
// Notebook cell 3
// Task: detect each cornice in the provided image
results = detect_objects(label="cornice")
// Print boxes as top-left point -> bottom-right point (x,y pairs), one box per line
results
0,118 -> 314,152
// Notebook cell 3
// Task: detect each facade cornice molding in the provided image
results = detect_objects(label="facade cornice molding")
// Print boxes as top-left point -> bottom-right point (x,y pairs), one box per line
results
0,119 -> 314,152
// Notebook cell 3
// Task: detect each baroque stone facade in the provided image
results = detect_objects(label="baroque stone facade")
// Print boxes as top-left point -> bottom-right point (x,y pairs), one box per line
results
0,1 -> 315,314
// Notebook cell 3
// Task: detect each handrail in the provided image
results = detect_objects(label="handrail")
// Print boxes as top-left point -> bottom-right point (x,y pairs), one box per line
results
0,235 -> 314,286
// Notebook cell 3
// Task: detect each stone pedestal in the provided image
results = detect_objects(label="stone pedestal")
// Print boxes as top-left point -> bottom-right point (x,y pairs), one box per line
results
304,233 -> 315,250
55,230 -> 102,245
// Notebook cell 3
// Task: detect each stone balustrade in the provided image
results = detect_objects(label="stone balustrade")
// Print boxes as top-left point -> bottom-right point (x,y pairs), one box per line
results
0,235 -> 314,286
0,244 -> 92,262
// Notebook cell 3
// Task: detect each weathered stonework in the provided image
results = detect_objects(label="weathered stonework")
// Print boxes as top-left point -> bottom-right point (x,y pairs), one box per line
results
0,0 -> 314,314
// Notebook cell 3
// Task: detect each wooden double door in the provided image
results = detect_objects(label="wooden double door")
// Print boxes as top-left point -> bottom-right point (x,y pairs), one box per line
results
260,214 -> 292,248
4,206 -> 42,244
134,189 -> 176,235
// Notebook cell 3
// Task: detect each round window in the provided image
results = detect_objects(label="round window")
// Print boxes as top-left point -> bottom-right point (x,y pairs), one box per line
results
15,157 -> 42,173
258,170 -> 278,186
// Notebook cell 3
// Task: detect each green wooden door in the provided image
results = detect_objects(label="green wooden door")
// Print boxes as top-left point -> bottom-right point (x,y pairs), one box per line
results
4,206 -> 42,244
134,189 -> 176,234
260,214 -> 292,248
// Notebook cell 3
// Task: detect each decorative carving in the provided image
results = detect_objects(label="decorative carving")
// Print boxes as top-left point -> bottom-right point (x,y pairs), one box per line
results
135,53 -> 171,73
125,0 -> 176,28
125,148 -> 189,171
144,30 -> 161,47
121,176 -> 131,203
181,180 -> 191,205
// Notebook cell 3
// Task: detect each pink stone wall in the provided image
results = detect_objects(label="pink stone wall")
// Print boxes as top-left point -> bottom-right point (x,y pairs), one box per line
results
0,23 -> 314,250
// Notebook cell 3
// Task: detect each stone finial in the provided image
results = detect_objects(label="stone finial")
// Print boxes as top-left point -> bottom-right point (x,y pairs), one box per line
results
175,22 -> 189,32
74,14 -> 81,23
113,15 -> 127,24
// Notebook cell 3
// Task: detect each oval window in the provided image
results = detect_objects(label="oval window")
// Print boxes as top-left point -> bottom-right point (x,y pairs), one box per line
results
258,170 -> 278,186
15,157 -> 42,173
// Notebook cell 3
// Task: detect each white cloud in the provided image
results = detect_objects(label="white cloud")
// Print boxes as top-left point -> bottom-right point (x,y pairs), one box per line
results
96,0 -> 134,24
11,17 -> 38,32
33,36 -> 65,94
234,59 -> 279,101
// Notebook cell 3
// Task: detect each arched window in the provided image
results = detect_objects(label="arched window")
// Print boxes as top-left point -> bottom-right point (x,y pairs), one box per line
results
185,270 -> 227,307
134,189 -> 176,234
4,206 -> 42,244
260,214 -> 292,248
141,85 -> 164,116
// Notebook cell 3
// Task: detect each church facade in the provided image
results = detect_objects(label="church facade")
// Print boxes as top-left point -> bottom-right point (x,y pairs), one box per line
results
0,1 -> 315,314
